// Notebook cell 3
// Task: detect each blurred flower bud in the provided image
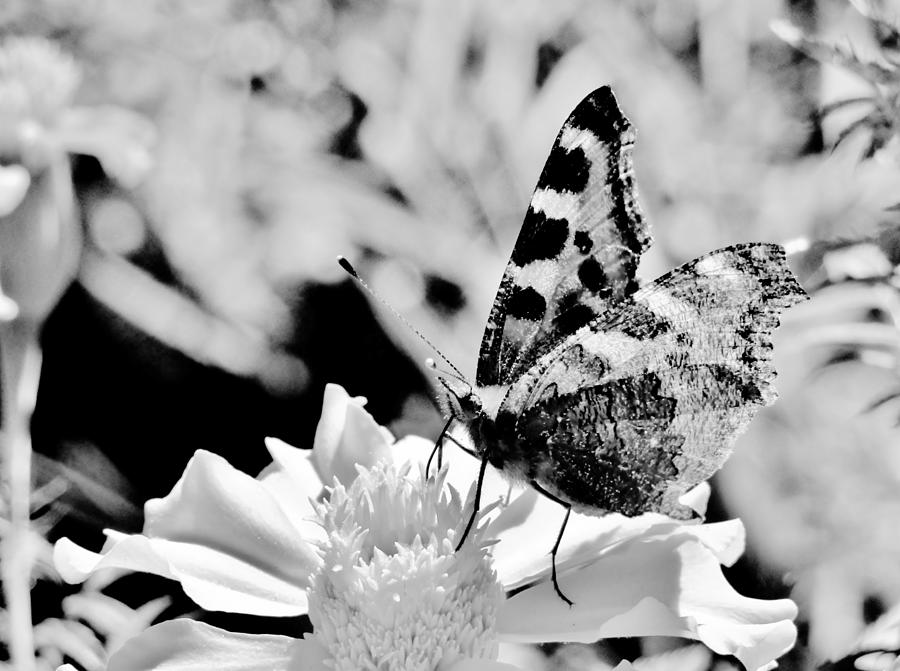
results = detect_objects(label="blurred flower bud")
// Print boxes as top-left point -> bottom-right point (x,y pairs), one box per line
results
0,37 -> 84,324
0,156 -> 81,324
0,35 -> 156,325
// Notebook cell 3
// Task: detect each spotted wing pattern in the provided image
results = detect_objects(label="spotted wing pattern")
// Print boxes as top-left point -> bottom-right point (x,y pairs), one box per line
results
495,243 -> 806,518
476,86 -> 650,388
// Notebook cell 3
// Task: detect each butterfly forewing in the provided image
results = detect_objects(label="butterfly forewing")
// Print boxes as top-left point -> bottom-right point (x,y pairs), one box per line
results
498,243 -> 806,518
476,86 -> 650,388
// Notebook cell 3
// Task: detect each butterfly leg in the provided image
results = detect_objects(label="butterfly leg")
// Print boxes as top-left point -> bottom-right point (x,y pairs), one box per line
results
426,417 -> 454,478
442,432 -> 478,458
550,507 -> 574,606
530,480 -> 574,606
455,450 -> 489,551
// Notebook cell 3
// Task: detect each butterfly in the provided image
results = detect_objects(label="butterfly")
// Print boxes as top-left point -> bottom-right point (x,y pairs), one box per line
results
426,86 -> 808,603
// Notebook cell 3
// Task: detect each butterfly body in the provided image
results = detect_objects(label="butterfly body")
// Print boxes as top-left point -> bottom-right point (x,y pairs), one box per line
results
437,87 -> 807,520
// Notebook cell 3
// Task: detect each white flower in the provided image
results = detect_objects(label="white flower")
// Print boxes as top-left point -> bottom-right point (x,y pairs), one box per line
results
54,384 -> 798,671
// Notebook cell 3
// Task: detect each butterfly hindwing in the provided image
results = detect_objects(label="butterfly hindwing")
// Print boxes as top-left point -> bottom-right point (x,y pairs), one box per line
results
476,86 -> 650,388
498,243 -> 806,518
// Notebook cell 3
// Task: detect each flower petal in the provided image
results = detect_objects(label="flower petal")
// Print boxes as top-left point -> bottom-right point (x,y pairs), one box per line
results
144,450 -> 319,578
492,479 -> 744,591
312,384 -> 393,485
55,533 -> 310,616
264,437 -> 324,496
492,494 -> 685,591
387,435 -> 435,469
105,619 -> 318,671
497,529 -> 797,671
679,520 -> 745,567
54,535 -> 175,583
487,487 -> 540,539
262,437 -> 327,543
55,449 -> 320,616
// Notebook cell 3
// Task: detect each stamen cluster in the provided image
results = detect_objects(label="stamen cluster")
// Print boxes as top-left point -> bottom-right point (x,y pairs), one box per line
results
307,462 -> 504,671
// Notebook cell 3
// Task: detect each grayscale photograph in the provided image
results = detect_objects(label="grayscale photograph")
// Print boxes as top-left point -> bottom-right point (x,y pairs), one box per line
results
0,1 -> 897,670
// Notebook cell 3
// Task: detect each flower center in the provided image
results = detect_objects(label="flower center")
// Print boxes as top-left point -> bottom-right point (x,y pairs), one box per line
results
307,461 -> 504,671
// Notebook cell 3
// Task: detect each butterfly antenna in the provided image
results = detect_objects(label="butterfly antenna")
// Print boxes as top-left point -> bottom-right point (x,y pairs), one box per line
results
425,357 -> 472,393
337,256 -> 467,380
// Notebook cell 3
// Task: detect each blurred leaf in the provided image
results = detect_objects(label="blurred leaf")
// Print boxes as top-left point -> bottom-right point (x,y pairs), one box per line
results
56,105 -> 156,188
32,617 -> 105,671
62,592 -> 170,655
771,19 -> 897,84
849,0 -> 900,67
34,446 -> 142,533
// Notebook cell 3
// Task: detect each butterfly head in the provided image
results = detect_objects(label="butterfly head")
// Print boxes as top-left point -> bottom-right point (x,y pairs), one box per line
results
429,361 -> 483,423
437,376 -> 483,422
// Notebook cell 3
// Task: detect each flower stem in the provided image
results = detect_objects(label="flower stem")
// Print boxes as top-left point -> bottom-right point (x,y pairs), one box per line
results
1,319 -> 40,670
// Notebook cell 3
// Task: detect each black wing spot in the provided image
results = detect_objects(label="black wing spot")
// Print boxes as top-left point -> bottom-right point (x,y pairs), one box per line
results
573,230 -> 593,254
539,145 -> 590,194
578,256 -> 608,294
551,292 -> 597,341
507,286 -> 547,321
512,209 -> 569,266
553,303 -> 595,335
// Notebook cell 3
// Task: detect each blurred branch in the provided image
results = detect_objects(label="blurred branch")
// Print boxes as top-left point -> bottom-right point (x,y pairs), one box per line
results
0,321 -> 40,670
